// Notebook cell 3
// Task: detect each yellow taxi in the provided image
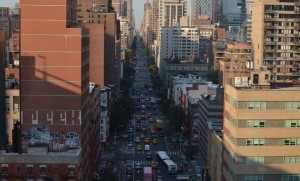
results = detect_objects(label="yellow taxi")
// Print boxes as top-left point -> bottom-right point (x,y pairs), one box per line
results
148,118 -> 154,122
144,137 -> 150,144
150,161 -> 158,169
152,138 -> 158,145
139,133 -> 145,139
136,144 -> 143,151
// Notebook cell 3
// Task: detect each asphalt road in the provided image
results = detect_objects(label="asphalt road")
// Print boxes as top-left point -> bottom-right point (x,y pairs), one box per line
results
113,41 -> 187,181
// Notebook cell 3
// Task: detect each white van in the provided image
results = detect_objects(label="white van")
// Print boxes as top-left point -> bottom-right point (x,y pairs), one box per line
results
145,144 -> 150,151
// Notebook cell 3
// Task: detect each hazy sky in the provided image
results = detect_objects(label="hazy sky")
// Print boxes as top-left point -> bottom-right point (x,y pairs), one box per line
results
0,0 -> 17,7
0,0 -> 191,30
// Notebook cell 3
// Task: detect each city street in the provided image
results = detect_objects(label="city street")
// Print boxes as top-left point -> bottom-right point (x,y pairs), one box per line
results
113,40 -> 188,181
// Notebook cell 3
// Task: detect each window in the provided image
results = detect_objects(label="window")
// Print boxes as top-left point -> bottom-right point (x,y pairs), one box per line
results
230,97 -> 236,107
246,120 -> 266,128
284,138 -> 300,146
229,115 -> 235,125
285,102 -> 300,110
2,166 -> 8,175
245,157 -> 264,164
69,166 -> 75,175
5,96 -> 9,111
13,96 -> 20,112
282,175 -> 300,181
40,166 -> 46,175
285,120 -> 300,128
17,166 -> 20,173
245,175 -> 263,181
229,133 -> 236,145
283,157 -> 300,164
27,166 -> 33,175
246,138 -> 265,146
247,102 -> 266,109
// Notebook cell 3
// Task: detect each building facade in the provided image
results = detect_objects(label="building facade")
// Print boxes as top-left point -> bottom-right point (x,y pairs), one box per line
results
0,0 -> 93,180
223,71 -> 300,181
252,0 -> 300,85
191,0 -> 215,21
158,0 -> 187,28
158,27 -> 200,67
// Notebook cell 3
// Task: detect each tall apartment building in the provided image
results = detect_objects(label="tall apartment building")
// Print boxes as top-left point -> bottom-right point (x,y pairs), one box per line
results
152,0 -> 159,41
77,0 -> 121,92
158,27 -> 199,67
158,0 -> 187,28
112,0 -> 121,17
0,0 -> 94,180
223,69 -> 300,181
191,0 -> 215,21
0,30 -> 6,151
222,0 -> 245,28
252,0 -> 300,85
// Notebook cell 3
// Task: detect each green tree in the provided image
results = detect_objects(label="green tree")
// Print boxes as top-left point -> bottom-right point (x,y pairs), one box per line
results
148,64 -> 158,74
207,67 -> 219,84
166,105 -> 185,133
125,48 -> 134,61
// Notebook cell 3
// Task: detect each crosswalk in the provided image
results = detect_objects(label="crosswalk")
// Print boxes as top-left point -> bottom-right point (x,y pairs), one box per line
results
119,149 -> 180,155
131,119 -> 168,124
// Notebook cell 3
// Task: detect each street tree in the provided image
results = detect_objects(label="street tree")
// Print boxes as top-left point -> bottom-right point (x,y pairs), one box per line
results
166,105 -> 185,133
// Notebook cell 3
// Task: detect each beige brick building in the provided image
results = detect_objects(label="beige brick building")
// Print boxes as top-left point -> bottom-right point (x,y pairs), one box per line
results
222,70 -> 300,181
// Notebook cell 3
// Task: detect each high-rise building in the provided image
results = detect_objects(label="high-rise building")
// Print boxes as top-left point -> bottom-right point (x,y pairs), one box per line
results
112,0 -> 121,17
222,0 -> 245,28
152,0 -> 159,41
0,30 -> 6,151
252,0 -> 300,84
77,0 -> 121,92
222,69 -> 300,181
191,0 -> 214,21
0,0 -> 93,180
158,27 -> 199,68
158,0 -> 187,28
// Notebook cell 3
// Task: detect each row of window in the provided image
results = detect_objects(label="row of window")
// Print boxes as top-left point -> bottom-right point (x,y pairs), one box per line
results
228,135 -> 300,146
244,174 -> 300,181
229,97 -> 300,110
1,165 -> 75,176
245,156 -> 300,164
228,117 -> 300,128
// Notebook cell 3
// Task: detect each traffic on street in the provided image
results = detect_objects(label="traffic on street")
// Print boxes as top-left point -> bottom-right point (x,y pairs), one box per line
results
113,39 -> 189,181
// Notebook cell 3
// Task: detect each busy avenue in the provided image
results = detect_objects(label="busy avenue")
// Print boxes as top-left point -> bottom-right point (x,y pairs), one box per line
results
112,41 -> 189,181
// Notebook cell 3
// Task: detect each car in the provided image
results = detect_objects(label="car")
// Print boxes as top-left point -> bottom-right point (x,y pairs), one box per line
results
151,134 -> 157,139
136,144 -> 143,151
135,137 -> 141,143
139,133 -> 145,139
148,118 -> 154,122
144,138 -> 150,144
128,142 -> 133,148
150,128 -> 156,134
126,165 -> 133,174
146,153 -> 152,160
150,161 -> 158,169
135,162 -> 141,170
128,128 -> 133,133
157,175 -> 163,181
136,126 -> 141,131
152,138 -> 158,145
142,128 -> 147,134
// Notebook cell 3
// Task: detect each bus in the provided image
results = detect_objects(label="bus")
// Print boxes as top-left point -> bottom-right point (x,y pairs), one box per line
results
143,167 -> 153,181
157,151 -> 170,161
162,159 -> 177,174
156,119 -> 163,130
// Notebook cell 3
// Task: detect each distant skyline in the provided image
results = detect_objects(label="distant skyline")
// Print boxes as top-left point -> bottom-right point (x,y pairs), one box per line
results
0,0 -> 191,30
